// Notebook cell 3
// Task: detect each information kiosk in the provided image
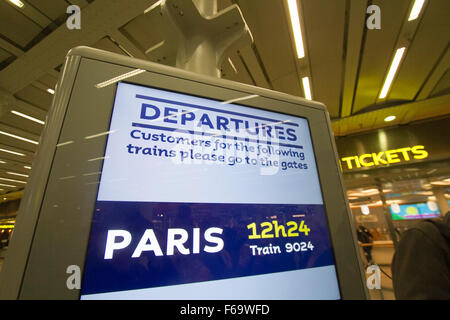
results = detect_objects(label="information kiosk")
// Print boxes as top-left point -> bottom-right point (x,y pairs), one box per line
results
0,47 -> 367,299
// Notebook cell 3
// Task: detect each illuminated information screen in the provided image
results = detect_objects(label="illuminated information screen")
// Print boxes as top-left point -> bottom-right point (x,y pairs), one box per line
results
80,82 -> 341,299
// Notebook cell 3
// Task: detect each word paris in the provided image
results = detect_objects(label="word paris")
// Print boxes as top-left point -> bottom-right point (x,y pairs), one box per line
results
104,227 -> 224,259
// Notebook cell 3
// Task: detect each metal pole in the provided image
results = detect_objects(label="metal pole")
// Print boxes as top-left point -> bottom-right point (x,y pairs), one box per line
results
376,181 -> 398,248
183,0 -> 220,77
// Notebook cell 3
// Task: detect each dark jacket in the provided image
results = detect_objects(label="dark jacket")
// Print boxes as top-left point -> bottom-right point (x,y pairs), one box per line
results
391,213 -> 450,300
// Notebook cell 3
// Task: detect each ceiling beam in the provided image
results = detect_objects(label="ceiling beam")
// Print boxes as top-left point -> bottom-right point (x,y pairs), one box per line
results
340,0 -> 367,118
107,29 -> 148,60
416,46 -> 450,100
0,0 -> 152,94
0,37 -> 24,57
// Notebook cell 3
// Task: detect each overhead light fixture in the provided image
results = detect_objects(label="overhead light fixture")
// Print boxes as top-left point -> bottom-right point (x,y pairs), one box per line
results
379,47 -> 406,99
228,57 -> 238,74
302,76 -> 312,100
7,171 -> 29,178
0,130 -> 38,145
24,165 -> 32,170
47,88 -> 55,95
11,110 -> 45,125
8,0 -> 24,8
0,160 -> 5,164
144,0 -> 162,14
384,115 -> 396,122
0,183 -> 16,188
287,0 -> 305,59
408,0 -> 425,21
0,148 -> 25,156
0,177 -> 26,184
361,205 -> 370,215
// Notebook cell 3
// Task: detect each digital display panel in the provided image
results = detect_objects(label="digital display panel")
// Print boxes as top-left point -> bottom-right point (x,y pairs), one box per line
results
390,202 -> 441,220
79,82 -> 341,299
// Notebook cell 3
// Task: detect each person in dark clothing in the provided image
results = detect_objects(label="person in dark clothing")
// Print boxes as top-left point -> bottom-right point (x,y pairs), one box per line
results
391,212 -> 450,300
357,225 -> 374,264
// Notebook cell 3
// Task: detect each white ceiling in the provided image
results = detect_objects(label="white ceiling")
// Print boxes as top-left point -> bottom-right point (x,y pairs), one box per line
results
0,0 -> 449,194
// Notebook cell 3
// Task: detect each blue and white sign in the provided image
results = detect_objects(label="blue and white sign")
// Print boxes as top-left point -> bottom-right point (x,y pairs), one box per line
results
80,82 -> 341,300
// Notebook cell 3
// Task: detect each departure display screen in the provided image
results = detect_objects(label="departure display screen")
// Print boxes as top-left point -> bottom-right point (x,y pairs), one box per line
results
80,82 -> 341,299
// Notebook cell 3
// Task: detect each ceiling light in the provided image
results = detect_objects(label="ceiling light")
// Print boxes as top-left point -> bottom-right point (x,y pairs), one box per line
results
362,188 -> 379,194
302,77 -> 312,100
0,130 -> 38,145
0,148 -> 25,156
0,160 -> 5,164
0,177 -> 26,184
228,57 -> 238,74
11,110 -> 45,125
0,183 -> 17,188
24,166 -> 31,170
384,115 -> 396,122
7,171 -> 29,178
8,0 -> 24,8
379,47 -> 406,99
144,0 -> 161,14
361,205 -> 370,215
287,0 -> 305,59
47,88 -> 55,95
408,0 -> 425,21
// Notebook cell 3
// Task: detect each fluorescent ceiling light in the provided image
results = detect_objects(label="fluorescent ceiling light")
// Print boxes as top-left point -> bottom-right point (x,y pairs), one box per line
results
7,171 -> 29,178
95,69 -> 146,88
0,160 -> 5,164
408,0 -> 425,21
47,88 -> 55,95
0,148 -> 25,156
0,183 -> 16,188
384,115 -> 396,122
379,47 -> 406,99
0,177 -> 26,184
228,58 -> 238,74
144,0 -> 161,14
362,189 -> 379,193
8,0 -> 24,8
24,166 -> 32,170
11,110 -> 45,125
287,0 -> 305,59
302,77 -> 312,100
0,130 -> 38,145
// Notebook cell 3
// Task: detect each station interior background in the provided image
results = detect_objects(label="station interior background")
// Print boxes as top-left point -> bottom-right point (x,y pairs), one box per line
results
0,0 -> 449,300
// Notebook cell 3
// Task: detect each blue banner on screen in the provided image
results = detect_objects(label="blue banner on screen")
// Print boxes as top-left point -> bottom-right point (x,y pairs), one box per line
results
80,82 -> 341,299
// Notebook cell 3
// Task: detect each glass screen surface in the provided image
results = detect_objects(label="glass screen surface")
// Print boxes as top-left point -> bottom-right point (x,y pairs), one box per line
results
390,202 -> 441,220
80,82 -> 341,299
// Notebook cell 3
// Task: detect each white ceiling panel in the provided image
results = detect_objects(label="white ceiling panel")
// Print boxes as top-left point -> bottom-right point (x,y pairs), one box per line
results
301,0 -> 346,118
